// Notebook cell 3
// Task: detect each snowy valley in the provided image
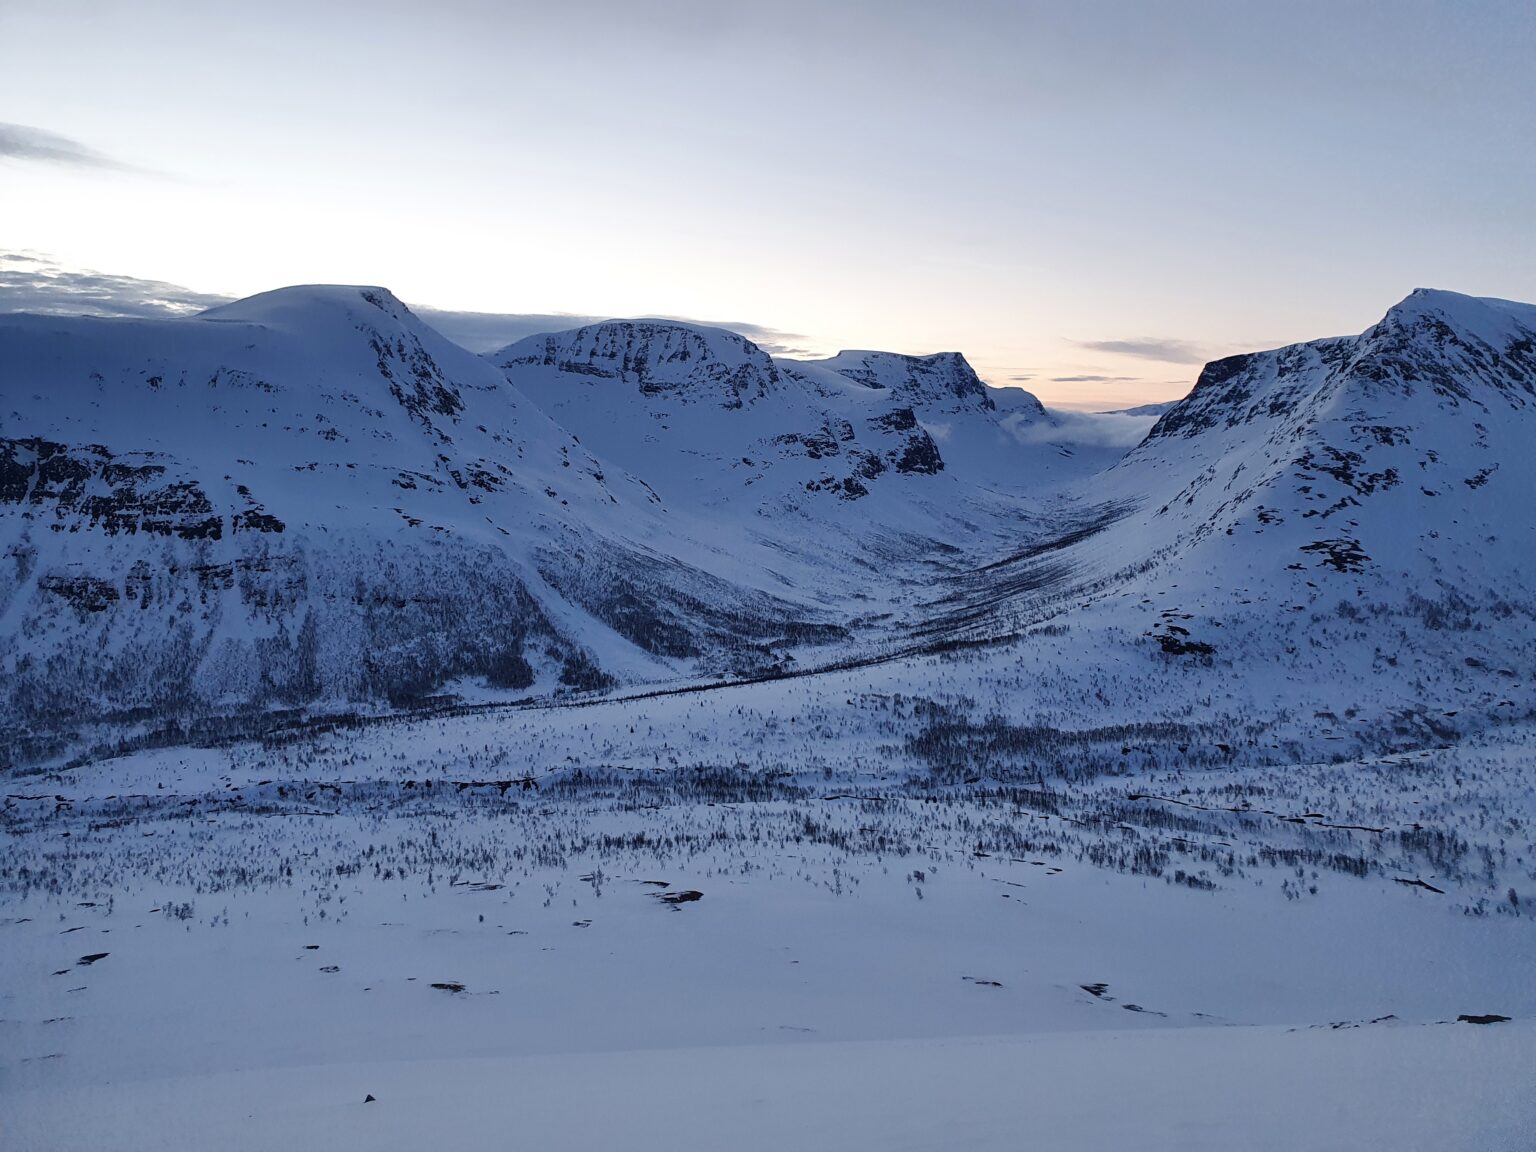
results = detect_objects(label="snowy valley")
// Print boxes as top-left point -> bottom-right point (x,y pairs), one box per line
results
3,286 -> 1535,1149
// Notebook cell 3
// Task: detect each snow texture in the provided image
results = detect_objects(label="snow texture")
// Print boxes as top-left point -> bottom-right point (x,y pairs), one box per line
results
3,285 -> 1535,1149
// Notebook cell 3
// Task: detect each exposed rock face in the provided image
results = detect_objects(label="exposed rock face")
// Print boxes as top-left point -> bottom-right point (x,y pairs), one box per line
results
493,320 -> 781,408
1,289 -> 871,752
771,407 -> 945,498
1149,289 -> 1536,444
816,350 -> 1002,414
874,409 -> 946,475
0,437 -> 282,541
1107,288 -> 1536,604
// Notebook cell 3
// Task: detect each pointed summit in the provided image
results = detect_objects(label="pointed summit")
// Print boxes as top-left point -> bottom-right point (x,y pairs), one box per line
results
1377,287 -> 1536,329
1355,288 -> 1536,405
1148,287 -> 1536,443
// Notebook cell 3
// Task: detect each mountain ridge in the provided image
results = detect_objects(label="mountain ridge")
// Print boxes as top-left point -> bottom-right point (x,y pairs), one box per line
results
3,284 -> 1533,765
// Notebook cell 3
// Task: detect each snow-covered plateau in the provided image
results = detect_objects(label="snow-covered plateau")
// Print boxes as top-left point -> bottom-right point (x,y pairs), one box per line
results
2,286 -> 1533,1149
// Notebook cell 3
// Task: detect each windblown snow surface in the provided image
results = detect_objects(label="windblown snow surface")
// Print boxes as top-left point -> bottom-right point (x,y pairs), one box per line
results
3,288 -> 1535,1149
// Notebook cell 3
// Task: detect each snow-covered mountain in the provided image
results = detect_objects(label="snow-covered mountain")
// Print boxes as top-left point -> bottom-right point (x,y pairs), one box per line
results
490,321 -> 950,511
912,288 -> 1536,755
0,291 -> 1102,752
3,284 -> 1534,762
0,289 -> 590,728
809,349 -> 1003,415
1106,290 -> 1536,688
800,348 -> 1134,488
492,324 -> 1122,529
1107,287 -> 1536,592
0,289 -> 881,749
495,320 -> 784,409
1102,399 -> 1181,416
10,288 -> 1536,1152
486,322 -> 1114,614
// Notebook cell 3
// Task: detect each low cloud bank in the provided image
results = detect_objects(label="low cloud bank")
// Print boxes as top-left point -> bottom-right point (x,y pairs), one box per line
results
0,252 -> 812,356
1009,407 -> 1163,450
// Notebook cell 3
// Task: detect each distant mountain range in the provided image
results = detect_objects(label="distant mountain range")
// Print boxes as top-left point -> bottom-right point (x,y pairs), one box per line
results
1101,400 -> 1181,416
3,285 -> 1532,763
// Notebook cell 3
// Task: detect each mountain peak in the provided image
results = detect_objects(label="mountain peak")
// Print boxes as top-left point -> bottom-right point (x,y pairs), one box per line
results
1144,287 -> 1536,444
197,284 -> 413,328
489,319 -> 780,408
813,349 -> 998,413
1357,288 -> 1536,405
1375,287 -> 1536,342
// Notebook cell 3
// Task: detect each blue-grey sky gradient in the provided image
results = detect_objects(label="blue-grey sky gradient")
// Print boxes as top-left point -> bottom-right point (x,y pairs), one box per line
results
2,0 -> 1533,406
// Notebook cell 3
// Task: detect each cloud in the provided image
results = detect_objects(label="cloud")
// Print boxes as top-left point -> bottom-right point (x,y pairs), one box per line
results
0,123 -> 129,170
0,251 -> 817,357
0,252 -> 228,316
1008,408 -> 1162,450
1049,374 -> 1143,384
655,316 -> 816,358
412,308 -> 608,352
1006,373 -> 1036,382
413,308 -> 813,355
1075,337 -> 1209,364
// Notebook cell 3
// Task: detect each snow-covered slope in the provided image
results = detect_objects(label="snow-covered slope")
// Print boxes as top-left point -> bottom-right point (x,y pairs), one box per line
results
5,285 -> 1534,763
912,289 -> 1536,756
0,290 -> 862,748
1106,287 -> 1536,591
487,323 -> 1080,604
7,288 -> 1536,1152
802,348 -> 1136,488
491,321 -> 950,512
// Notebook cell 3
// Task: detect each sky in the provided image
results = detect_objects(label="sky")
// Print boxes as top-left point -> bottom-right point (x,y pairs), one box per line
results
2,0 -> 1534,409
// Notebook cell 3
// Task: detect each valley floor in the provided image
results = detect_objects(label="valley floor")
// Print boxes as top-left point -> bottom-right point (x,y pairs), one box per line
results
3,683 -> 1534,1149
11,1021 -> 1534,1152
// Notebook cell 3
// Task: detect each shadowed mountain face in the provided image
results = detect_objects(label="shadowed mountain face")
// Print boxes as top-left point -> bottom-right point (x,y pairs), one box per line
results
3,286 -> 1534,762
0,290 -> 861,748
489,320 -> 961,510
494,320 -> 785,409
1111,289 -> 1536,578
810,349 -> 1005,415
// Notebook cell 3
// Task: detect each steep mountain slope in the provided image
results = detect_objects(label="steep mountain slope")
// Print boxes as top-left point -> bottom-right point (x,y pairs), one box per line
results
492,322 -> 947,509
489,322 -> 1076,593
491,324 -> 1124,581
5,284 -> 1532,767
0,289 -> 859,752
803,348 -> 1136,488
1105,288 -> 1536,593
914,289 -> 1536,752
